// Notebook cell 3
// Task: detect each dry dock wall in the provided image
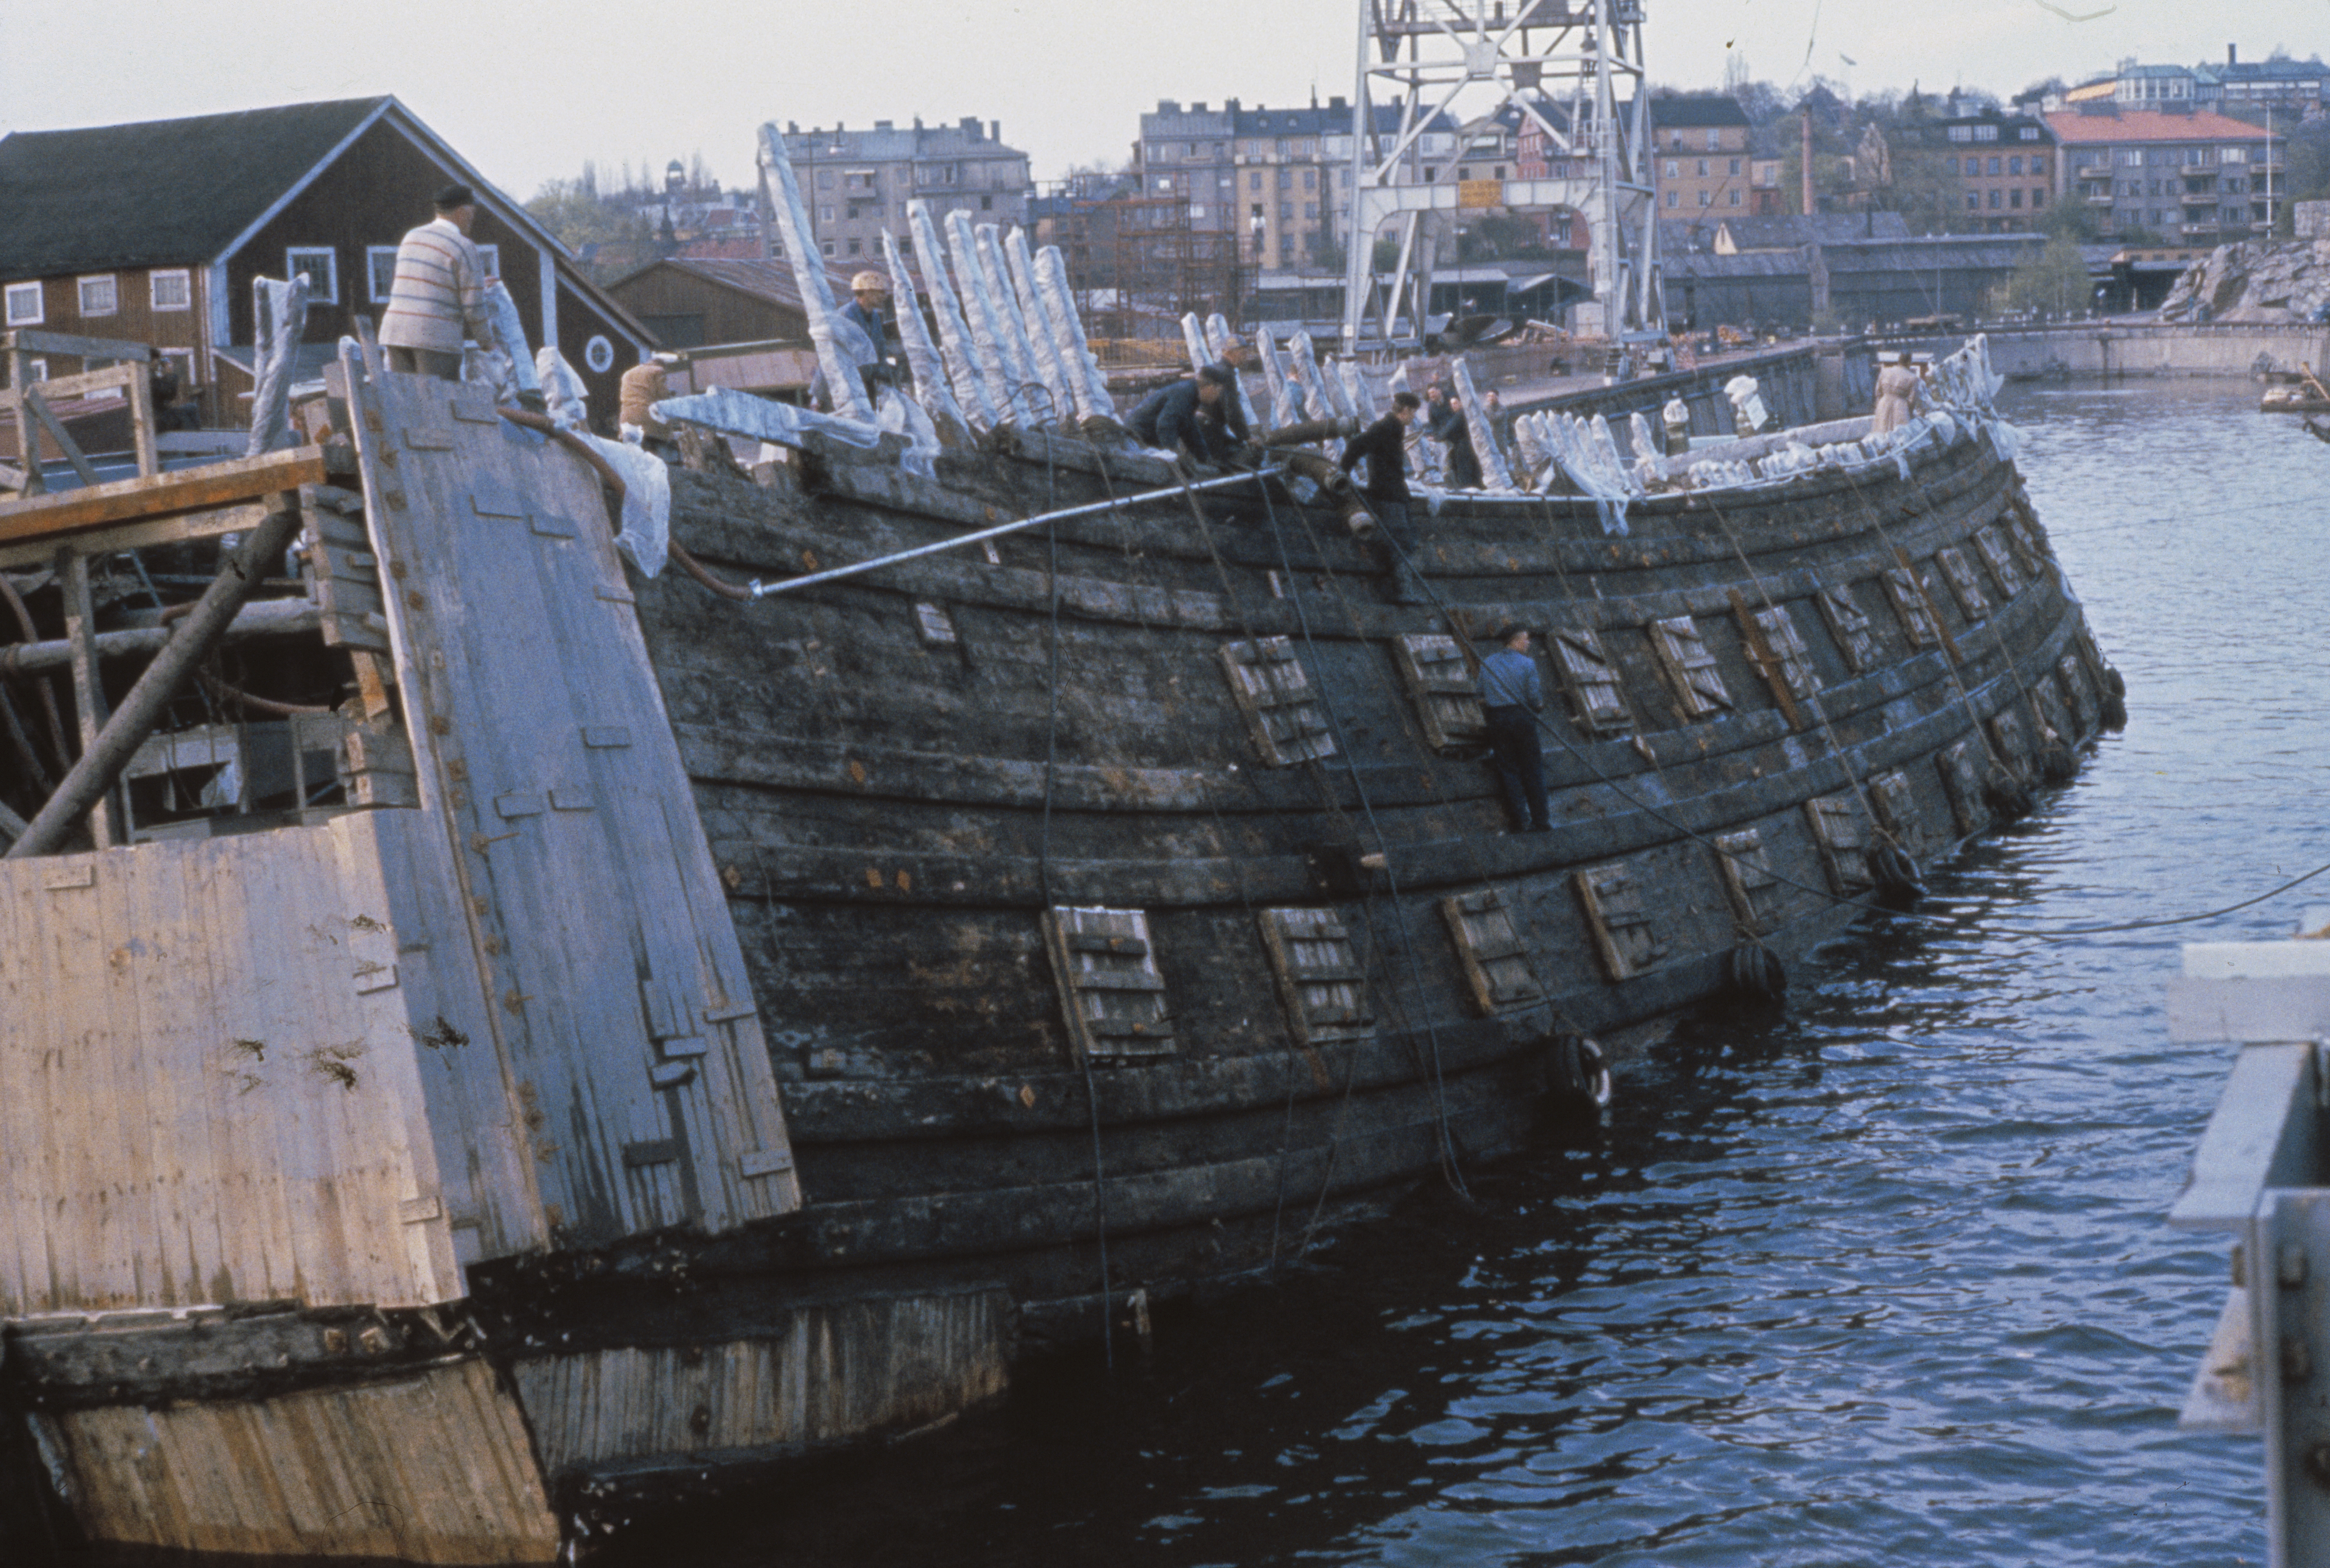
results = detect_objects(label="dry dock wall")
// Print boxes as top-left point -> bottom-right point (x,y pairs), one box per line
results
1876,322 -> 2330,379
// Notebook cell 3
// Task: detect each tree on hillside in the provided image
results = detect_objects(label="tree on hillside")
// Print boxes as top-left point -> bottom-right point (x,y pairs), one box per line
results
1988,235 -> 2096,316
526,177 -> 659,281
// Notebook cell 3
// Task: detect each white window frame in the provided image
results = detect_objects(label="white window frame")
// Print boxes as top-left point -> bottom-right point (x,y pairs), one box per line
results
474,242 -> 500,280
77,274 -> 119,317
286,246 -> 339,304
23,357 -> 47,382
159,345 -> 197,387
150,268 -> 192,311
366,246 -> 400,303
3,281 -> 41,326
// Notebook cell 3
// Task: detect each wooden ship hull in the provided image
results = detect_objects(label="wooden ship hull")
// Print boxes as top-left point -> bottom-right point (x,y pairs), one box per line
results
0,298 -> 2116,1562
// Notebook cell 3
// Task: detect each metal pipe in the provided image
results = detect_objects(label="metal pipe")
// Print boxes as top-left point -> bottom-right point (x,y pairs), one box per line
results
747,468 -> 1274,599
7,497 -> 302,859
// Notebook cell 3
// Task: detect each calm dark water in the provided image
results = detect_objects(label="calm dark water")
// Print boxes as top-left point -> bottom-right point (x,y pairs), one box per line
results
621,379 -> 2312,1568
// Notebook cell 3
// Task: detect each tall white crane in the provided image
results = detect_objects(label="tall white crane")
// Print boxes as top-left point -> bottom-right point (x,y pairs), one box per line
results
1339,0 -> 1663,351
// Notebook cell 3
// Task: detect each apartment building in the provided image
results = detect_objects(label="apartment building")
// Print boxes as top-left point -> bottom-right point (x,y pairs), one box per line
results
769,117 -> 1032,265
1651,97 -> 1754,217
2047,105 -> 2285,245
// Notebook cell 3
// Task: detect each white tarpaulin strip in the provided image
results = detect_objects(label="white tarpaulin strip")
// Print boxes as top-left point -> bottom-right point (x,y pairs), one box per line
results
906,200 -> 998,432
1033,245 -> 1116,422
1451,358 -> 1516,492
483,280 -> 541,396
244,274 -> 311,458
757,123 -> 876,423
945,209 -> 1039,427
578,431 -> 671,577
969,217 -> 1051,425
537,347 -> 588,430
881,230 -> 972,447
1004,227 -> 1077,427
655,386 -> 884,452
1204,313 -> 1261,437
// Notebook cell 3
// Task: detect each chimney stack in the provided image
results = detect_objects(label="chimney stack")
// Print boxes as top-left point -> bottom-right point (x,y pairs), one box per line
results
2229,44 -> 2238,66
1801,112 -> 1814,216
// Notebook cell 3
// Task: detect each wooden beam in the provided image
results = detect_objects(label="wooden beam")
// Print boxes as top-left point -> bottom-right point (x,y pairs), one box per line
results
59,548 -> 119,848
19,389 -> 102,489
26,363 -> 139,406
124,357 -> 158,477
0,329 -> 155,363
2,347 -> 37,498
0,446 -> 325,546
0,500 -> 268,573
0,459 -> 22,492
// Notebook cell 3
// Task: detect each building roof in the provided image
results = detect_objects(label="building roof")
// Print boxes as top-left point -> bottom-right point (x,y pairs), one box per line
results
1650,96 -> 1752,129
0,97 -> 390,277
1674,213 -> 1910,253
613,255 -> 858,313
2046,108 -> 2283,143
775,118 -> 1027,163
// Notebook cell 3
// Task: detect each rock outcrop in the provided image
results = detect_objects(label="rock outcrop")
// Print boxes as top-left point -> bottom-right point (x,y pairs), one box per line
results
2158,238 -> 2330,324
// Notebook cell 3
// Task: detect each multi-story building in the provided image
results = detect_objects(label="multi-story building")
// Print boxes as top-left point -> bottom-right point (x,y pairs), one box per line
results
767,117 -> 1032,267
1649,97 -> 1754,218
2047,105 -> 2286,245
2214,47 -> 2330,113
1895,110 -> 2059,233
1135,98 -> 1466,269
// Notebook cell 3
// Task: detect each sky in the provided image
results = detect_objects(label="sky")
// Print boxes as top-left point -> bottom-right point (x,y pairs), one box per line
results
2,0 -> 2323,200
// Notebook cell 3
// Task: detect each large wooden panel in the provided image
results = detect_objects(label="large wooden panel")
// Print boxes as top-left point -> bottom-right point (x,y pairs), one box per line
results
343,360 -> 798,1244
39,1358 -> 559,1565
0,817 -> 471,1314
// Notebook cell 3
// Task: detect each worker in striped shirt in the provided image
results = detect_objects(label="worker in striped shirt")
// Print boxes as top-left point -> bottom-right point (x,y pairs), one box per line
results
378,183 -> 497,380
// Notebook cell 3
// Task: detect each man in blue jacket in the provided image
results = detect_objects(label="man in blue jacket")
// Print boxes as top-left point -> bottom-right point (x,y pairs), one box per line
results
1128,365 -> 1237,467
1478,622 -> 1550,832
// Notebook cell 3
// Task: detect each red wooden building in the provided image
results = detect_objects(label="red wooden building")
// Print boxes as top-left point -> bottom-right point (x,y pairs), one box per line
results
0,97 -> 653,432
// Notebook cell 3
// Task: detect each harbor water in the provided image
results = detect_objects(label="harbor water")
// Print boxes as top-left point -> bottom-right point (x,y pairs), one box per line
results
615,379 -> 2309,1568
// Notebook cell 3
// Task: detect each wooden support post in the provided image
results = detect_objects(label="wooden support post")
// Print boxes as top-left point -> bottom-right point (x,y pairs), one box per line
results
58,547 -> 118,848
7,497 -> 302,859
21,388 -> 102,489
2,347 -> 38,498
124,359 -> 158,477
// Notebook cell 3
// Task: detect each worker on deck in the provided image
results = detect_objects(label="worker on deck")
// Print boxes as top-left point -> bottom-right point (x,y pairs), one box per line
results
1128,364 -> 1238,469
1478,622 -> 1551,834
809,271 -> 900,410
1339,390 -> 1426,605
378,184 -> 497,382
1438,392 -> 1484,489
1872,350 -> 1921,435
620,355 -> 679,458
1205,336 -> 1254,447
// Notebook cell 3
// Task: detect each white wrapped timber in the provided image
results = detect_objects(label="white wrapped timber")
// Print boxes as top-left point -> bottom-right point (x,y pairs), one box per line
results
1033,245 -> 1116,422
577,432 -> 671,577
881,230 -> 973,447
537,347 -> 588,431
483,280 -> 541,398
971,219 -> 1053,424
757,124 -> 876,423
1451,358 -> 1516,491
1004,227 -> 1077,428
906,200 -> 1000,432
1256,329 -> 1302,424
1203,312 -> 1261,436
1285,332 -> 1338,427
245,275 -> 311,457
1336,357 -> 1378,421
876,385 -> 942,479
1510,409 -> 1549,477
945,210 -> 1040,427
655,385 -> 885,452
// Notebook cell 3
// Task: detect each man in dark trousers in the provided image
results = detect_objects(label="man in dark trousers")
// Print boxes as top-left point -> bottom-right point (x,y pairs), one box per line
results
1478,622 -> 1550,832
1339,390 -> 1425,604
1128,364 -> 1237,467
1438,391 -> 1484,489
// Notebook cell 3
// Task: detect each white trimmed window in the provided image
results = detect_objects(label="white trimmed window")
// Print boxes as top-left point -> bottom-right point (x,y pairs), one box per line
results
150,269 -> 191,311
77,275 -> 118,316
286,246 -> 338,303
159,346 -> 197,387
475,243 -> 500,280
22,358 -> 46,382
3,281 -> 41,326
367,246 -> 399,303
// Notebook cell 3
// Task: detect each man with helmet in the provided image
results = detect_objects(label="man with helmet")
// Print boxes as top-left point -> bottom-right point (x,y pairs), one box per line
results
809,271 -> 901,410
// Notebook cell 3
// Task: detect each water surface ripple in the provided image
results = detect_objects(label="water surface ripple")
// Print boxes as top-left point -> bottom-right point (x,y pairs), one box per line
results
636,381 -> 2309,1567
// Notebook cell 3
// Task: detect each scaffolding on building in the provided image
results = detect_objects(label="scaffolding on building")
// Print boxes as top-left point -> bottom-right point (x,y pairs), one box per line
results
1038,193 -> 1244,357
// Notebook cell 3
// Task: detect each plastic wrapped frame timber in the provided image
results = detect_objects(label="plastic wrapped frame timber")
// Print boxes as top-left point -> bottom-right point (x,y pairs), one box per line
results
881,230 -> 973,448
1033,245 -> 1117,423
1451,357 -> 1516,492
1203,312 -> 1262,437
944,208 -> 1040,429
757,123 -> 877,424
244,273 -> 311,458
906,200 -> 1001,432
974,221 -> 1055,425
1004,227 -> 1079,428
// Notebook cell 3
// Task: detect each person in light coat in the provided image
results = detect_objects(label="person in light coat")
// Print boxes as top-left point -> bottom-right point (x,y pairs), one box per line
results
1872,351 -> 1922,435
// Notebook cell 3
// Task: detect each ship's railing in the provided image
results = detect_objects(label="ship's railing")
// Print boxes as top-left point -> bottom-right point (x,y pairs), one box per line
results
2168,911 -> 2330,1566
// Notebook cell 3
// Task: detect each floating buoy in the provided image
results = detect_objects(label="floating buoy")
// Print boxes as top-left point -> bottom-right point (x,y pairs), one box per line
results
1871,840 -> 1924,902
1726,941 -> 1788,1003
1549,1032 -> 1613,1107
1984,770 -> 2035,822
2036,743 -> 2077,786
